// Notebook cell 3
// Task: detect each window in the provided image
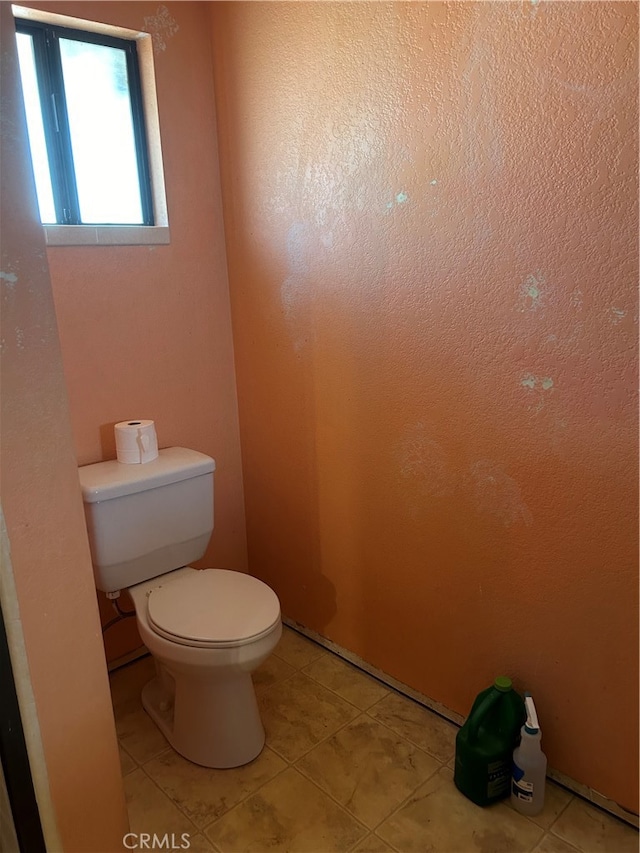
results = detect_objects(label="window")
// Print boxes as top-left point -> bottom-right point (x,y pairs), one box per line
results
12,6 -> 168,245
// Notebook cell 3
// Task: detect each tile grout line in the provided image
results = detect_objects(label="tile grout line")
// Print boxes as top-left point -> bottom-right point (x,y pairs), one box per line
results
255,656 -> 412,845
289,674 -> 609,851
288,655 -> 455,764
120,738 -> 171,769
271,634 -> 328,670
535,830 -> 582,853
116,649 -> 427,849
291,651 -> 466,781
137,744 -> 296,840
287,702 -> 453,839
525,786 -> 574,837
282,635 -> 465,837
293,737 -> 428,844
198,762 -> 292,835
360,705 -> 455,765
254,667 -> 299,699
180,633 -> 452,844
367,759 -> 446,841
282,623 -> 640,831
115,638 -> 637,852
198,761 -> 371,851
138,760 -> 205,838
121,708 -> 287,846
283,620 -> 464,725
282,635 -> 459,757
117,738 -> 141,774
345,828 -> 401,853
299,664 -> 391,712
118,644 -> 363,845
265,696 -> 363,765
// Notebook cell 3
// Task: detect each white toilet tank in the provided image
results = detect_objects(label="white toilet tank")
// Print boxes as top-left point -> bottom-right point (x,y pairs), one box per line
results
79,447 -> 215,593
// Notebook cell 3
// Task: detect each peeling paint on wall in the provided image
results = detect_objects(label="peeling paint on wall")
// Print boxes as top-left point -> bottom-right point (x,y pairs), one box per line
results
521,373 -> 555,413
521,374 -> 554,392
212,0 -> 639,812
396,422 -> 454,501
426,179 -> 440,218
143,5 -> 179,52
464,460 -> 533,527
570,288 -> 584,311
396,426 -> 534,529
384,191 -> 409,213
505,0 -> 543,22
519,271 -> 546,311
528,0 -> 541,19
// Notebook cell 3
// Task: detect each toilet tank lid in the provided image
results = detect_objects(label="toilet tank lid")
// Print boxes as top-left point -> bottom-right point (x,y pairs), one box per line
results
79,447 -> 215,503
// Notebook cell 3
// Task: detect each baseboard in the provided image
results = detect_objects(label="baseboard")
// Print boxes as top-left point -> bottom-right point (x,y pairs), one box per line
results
283,617 -> 639,830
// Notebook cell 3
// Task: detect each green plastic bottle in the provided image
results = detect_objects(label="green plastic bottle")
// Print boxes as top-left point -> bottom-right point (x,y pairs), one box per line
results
454,676 -> 526,806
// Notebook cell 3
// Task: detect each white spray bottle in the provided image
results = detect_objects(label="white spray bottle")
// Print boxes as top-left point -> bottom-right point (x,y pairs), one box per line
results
511,693 -> 547,816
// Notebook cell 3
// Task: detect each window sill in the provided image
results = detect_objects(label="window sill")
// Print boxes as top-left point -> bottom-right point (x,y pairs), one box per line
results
44,225 -> 170,247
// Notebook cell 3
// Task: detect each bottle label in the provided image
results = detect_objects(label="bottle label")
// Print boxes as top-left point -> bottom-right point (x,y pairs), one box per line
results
512,761 -> 534,802
487,759 -> 510,798
512,779 -> 534,801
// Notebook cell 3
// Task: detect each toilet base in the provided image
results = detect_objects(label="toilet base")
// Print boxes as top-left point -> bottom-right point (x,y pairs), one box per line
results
141,670 -> 266,768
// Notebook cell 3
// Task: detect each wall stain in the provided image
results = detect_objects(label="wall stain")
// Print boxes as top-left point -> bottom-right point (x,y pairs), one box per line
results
384,191 -> 409,213
519,270 -> 545,312
521,373 -> 555,412
464,460 -> 533,528
396,422 -> 454,504
427,179 -> 440,217
610,307 -> 627,325
397,425 -> 533,528
143,5 -> 179,52
521,373 -> 554,390
506,0 -> 542,20
570,287 -> 584,311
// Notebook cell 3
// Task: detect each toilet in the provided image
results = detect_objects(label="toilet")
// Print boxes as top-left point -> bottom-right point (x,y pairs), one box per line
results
78,446 -> 282,769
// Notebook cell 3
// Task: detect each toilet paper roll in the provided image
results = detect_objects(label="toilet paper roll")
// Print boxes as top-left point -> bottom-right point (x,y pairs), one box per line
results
115,419 -> 159,464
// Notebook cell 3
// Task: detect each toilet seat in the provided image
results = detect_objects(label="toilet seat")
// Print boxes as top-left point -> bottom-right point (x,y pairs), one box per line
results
146,569 -> 280,649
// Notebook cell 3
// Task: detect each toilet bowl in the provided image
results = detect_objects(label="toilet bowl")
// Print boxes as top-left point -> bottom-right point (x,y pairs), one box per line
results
127,565 -> 280,767
78,447 -> 282,769
129,566 -> 281,768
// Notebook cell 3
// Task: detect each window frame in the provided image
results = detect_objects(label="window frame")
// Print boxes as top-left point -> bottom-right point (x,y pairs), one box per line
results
12,5 -> 169,246
15,17 -> 154,227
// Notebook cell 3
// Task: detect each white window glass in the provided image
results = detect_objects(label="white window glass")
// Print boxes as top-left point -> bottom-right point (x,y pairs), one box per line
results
15,32 -> 57,223
59,37 -> 143,224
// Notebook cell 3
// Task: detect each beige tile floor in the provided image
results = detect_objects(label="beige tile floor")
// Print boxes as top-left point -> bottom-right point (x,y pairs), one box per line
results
111,627 -> 639,853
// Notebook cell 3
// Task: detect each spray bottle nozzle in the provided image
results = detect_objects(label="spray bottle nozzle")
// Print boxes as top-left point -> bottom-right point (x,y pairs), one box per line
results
524,693 -> 540,734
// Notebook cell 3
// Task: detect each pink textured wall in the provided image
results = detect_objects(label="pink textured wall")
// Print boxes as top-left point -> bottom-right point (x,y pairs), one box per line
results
1,4 -> 129,848
211,2 -> 638,810
34,0 -> 247,570
24,1 -> 248,659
